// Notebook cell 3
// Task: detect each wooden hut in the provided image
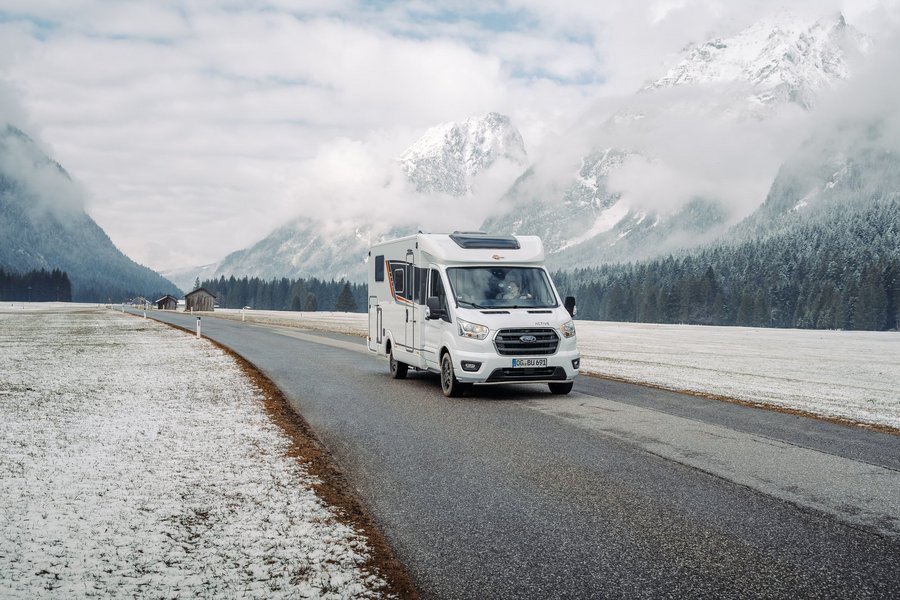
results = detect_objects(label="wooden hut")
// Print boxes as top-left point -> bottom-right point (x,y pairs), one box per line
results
156,294 -> 178,310
184,288 -> 216,312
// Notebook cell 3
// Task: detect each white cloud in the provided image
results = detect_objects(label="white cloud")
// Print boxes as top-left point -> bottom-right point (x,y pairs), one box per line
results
1,0 -> 898,272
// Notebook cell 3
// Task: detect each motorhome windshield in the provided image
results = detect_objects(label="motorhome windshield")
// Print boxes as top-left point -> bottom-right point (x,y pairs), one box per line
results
446,267 -> 558,309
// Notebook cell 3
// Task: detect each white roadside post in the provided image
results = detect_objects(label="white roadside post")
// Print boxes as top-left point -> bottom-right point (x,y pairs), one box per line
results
242,308 -> 245,322
196,316 -> 201,339
143,311 -> 146,319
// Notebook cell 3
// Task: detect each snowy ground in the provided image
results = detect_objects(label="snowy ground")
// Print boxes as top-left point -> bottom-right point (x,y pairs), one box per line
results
213,308 -> 900,430
0,306 -> 389,598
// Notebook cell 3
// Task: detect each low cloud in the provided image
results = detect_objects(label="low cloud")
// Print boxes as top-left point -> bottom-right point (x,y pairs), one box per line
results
0,80 -> 86,217
1,1 -> 898,271
811,30 -> 900,152
601,85 -> 811,219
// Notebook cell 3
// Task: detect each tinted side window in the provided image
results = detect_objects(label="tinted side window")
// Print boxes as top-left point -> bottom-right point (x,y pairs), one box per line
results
393,267 -> 405,295
374,255 -> 384,282
429,269 -> 450,319
413,267 -> 427,305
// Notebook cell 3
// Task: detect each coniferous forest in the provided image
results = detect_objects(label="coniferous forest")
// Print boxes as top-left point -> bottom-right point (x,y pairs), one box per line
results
0,268 -> 72,302
200,276 -> 365,313
554,200 -> 900,331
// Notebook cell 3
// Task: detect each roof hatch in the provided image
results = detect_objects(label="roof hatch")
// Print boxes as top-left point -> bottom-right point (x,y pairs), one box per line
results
449,231 -> 521,250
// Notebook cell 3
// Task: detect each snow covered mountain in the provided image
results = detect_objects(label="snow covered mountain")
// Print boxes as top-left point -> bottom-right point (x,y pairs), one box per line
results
400,112 -> 527,195
0,124 -> 180,300
645,13 -> 869,110
211,113 -> 527,282
483,13 -> 869,271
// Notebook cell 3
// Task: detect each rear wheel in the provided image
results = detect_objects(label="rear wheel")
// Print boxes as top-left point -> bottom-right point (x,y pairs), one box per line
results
440,352 -> 466,397
389,348 -> 408,379
549,381 -> 574,395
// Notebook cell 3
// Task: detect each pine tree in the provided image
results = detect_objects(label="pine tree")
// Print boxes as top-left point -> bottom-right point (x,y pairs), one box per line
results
334,282 -> 357,312
304,292 -> 318,312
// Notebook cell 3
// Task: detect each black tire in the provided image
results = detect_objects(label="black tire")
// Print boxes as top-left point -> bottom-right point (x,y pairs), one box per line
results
389,348 -> 408,379
440,352 -> 466,397
548,381 -> 574,395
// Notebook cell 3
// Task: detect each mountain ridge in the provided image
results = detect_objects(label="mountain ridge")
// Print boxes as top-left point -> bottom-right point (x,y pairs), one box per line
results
0,124 -> 181,301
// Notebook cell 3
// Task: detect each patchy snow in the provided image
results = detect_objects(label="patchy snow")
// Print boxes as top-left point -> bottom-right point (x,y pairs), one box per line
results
575,321 -> 900,429
213,309 -> 900,429
558,200 -> 631,251
0,306 -> 389,598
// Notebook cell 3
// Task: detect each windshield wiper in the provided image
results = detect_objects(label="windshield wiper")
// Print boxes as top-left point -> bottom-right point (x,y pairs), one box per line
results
457,299 -> 488,309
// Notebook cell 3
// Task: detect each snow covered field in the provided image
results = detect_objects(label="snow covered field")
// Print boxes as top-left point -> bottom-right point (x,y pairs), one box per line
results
215,309 -> 900,430
0,306 -> 389,598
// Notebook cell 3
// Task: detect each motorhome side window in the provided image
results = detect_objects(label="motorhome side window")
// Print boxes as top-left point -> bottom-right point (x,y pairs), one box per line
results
429,269 -> 450,318
393,267 -> 405,295
388,261 -> 426,303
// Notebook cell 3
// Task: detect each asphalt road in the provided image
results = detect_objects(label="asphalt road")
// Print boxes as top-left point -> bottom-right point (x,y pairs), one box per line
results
135,309 -> 900,599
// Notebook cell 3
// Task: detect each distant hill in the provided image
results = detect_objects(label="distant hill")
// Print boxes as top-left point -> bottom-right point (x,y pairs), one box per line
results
0,125 -> 180,301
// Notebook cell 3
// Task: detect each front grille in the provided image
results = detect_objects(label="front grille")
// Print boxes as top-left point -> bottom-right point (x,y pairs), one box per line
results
493,328 -> 559,356
486,367 -> 567,382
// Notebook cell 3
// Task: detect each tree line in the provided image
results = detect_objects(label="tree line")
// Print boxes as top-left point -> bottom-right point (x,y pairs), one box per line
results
0,268 -> 72,302
200,275 -> 365,312
554,199 -> 900,331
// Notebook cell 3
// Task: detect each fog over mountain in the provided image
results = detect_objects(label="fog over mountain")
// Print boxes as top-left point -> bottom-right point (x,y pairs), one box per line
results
168,10 -> 897,305
206,113 -> 529,282
551,31 -> 900,331
482,12 -> 871,271
0,124 -> 180,301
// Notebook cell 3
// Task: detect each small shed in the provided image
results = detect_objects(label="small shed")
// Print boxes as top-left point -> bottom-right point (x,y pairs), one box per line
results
156,294 -> 178,310
184,288 -> 216,312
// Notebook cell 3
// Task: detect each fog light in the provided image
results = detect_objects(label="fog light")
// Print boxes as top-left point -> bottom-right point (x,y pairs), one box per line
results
572,358 -> 580,369
461,361 -> 482,372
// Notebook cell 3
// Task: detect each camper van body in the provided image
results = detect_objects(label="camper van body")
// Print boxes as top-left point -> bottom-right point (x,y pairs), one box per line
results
367,232 -> 580,396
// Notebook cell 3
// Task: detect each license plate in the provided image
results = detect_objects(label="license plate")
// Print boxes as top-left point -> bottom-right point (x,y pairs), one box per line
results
512,358 -> 547,368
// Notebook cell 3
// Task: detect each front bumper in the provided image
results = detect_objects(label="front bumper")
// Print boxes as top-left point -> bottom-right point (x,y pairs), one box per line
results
451,346 -> 580,384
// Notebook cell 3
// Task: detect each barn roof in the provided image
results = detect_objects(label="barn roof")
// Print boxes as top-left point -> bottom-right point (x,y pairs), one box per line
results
184,287 -> 217,299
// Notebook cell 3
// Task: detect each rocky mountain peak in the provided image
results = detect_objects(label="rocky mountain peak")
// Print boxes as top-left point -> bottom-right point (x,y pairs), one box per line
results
646,12 -> 869,109
399,112 -> 528,195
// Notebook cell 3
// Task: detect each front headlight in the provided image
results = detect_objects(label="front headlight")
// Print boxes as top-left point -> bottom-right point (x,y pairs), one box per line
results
560,320 -> 576,338
458,318 -> 489,340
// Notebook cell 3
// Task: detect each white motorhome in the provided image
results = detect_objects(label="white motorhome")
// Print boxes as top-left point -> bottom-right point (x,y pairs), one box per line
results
367,232 -> 580,397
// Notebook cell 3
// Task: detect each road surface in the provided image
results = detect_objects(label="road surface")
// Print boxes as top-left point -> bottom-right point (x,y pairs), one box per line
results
135,309 -> 900,599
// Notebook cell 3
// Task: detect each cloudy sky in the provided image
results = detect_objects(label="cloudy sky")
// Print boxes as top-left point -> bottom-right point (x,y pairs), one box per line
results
1,0 -> 898,272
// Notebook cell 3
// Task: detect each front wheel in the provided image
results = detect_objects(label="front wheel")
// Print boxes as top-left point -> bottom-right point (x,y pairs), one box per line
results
548,381 -> 574,395
440,352 -> 466,397
389,348 -> 408,379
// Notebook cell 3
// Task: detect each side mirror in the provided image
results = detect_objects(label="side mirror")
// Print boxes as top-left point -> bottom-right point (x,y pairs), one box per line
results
426,297 -> 443,320
564,296 -> 576,318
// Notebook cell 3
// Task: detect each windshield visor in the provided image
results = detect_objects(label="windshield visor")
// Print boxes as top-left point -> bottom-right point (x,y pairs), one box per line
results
447,267 -> 558,309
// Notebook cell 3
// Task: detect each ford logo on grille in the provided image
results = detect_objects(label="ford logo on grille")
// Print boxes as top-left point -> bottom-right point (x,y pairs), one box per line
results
519,335 -> 538,343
